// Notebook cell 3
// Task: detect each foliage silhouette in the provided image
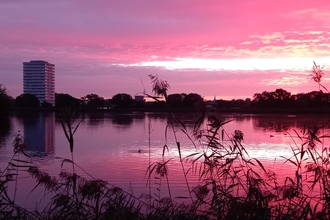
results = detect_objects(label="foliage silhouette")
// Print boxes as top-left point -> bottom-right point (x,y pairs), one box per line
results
55,93 -> 81,109
15,93 -> 40,108
82,93 -> 105,109
0,84 -> 13,115
112,93 -> 134,108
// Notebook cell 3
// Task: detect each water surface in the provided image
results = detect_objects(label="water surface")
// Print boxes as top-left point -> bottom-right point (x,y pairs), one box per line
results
1,111 -> 329,210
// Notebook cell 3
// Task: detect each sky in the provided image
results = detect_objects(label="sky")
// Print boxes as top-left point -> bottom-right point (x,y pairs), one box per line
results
1,0 -> 330,100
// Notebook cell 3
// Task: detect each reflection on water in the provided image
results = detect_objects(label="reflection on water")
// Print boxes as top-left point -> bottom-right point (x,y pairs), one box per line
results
2,112 -> 330,210
23,112 -> 55,156
252,114 -> 330,132
111,113 -> 134,126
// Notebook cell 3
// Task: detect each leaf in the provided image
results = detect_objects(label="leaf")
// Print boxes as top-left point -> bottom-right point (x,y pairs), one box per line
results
308,149 -> 317,164
162,144 -> 168,157
61,159 -> 74,169
165,124 -> 169,142
280,156 -> 298,167
145,163 -> 157,181
253,158 -> 266,173
28,181 -> 42,197
193,113 -> 205,132
73,118 -> 84,135
185,167 -> 191,175
320,83 -> 329,92
177,142 -> 182,160
293,129 -> 303,139
173,114 -> 186,131
226,183 -> 239,192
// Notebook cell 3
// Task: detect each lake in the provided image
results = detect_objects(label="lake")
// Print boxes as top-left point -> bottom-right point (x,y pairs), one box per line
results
1,111 -> 329,211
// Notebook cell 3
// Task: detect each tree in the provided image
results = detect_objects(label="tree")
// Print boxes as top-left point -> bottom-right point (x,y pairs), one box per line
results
41,101 -> 53,108
0,85 -> 13,144
305,91 -> 326,108
273,89 -> 291,101
0,84 -> 13,115
111,93 -> 134,108
82,93 -> 104,109
252,89 -> 292,108
272,89 -> 292,108
15,93 -> 40,108
182,93 -> 205,110
55,93 -> 80,109
167,93 -> 186,108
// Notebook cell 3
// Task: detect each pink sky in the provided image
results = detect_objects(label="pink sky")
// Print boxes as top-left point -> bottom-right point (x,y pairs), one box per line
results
0,0 -> 330,100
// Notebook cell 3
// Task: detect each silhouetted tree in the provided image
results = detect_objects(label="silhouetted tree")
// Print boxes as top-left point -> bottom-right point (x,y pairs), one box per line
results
304,91 -> 329,107
83,93 -> 104,109
273,89 -> 291,101
272,89 -> 292,108
0,84 -> 13,115
111,93 -> 134,108
252,91 -> 270,108
182,93 -> 205,110
15,93 -> 40,108
56,93 -> 80,109
167,93 -> 186,108
41,101 -> 53,108
291,93 -> 309,108
0,85 -> 12,142
252,89 -> 292,108
216,98 -> 250,110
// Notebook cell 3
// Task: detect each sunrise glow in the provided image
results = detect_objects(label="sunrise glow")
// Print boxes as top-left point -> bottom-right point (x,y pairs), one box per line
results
133,57 -> 330,71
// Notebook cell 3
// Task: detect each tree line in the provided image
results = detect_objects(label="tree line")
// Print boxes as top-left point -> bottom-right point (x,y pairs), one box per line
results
217,89 -> 330,110
1,83 -> 330,113
0,85 -> 206,112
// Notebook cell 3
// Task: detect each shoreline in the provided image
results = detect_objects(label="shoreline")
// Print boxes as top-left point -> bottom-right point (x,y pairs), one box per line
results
10,107 -> 330,115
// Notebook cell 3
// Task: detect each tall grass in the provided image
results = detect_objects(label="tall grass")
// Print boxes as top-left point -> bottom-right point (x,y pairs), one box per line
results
143,73 -> 330,219
0,134 -> 41,219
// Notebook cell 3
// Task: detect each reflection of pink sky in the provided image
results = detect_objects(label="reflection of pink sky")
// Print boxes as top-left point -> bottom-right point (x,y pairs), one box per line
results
1,1 -> 330,99
50,113 -> 330,199
3,113 -> 329,207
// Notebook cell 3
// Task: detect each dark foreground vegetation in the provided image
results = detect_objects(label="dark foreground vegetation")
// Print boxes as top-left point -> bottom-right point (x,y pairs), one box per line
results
1,63 -> 330,219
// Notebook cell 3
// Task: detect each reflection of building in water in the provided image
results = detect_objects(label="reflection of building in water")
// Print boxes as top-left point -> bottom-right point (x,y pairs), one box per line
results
24,113 -> 55,156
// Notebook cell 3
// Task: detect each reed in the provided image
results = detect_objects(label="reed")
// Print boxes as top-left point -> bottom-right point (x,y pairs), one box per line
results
144,74 -> 196,205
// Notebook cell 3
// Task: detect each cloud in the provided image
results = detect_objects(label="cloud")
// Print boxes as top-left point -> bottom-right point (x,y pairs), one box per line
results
1,0 -> 330,99
130,57 -> 330,72
260,76 -> 308,86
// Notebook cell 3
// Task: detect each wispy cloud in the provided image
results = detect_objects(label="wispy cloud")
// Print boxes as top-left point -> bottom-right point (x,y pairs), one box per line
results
0,0 -> 330,98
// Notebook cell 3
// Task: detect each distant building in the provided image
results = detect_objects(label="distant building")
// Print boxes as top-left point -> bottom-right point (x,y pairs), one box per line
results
206,95 -> 217,111
23,60 -> 55,106
135,95 -> 145,102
